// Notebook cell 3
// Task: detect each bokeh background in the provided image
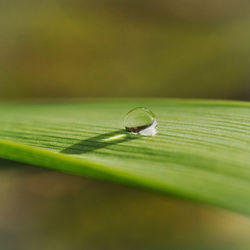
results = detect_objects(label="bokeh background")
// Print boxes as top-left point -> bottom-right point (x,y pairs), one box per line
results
0,0 -> 250,249
1,0 -> 250,100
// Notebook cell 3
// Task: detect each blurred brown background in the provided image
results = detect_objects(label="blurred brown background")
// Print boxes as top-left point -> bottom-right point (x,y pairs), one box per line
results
1,159 -> 250,250
0,1 -> 250,249
0,0 -> 250,100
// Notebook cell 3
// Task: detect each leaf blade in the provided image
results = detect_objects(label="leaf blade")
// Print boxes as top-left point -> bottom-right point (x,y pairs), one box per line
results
0,100 -> 250,214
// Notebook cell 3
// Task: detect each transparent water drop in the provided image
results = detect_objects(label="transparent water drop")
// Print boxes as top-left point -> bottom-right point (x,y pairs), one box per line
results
124,107 -> 157,136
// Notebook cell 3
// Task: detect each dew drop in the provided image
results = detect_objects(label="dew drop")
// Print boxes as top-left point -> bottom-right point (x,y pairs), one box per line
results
124,107 -> 157,136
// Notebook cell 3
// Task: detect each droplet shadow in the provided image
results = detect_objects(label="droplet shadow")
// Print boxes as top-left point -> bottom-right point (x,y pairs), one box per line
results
61,129 -> 138,155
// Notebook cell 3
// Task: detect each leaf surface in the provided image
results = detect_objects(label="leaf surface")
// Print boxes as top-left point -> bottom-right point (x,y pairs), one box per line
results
0,100 -> 250,214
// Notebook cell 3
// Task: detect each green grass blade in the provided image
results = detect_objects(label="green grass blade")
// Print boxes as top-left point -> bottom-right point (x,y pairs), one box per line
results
0,99 -> 250,214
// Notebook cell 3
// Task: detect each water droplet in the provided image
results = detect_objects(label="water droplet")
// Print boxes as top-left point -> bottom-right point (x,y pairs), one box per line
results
124,107 -> 157,136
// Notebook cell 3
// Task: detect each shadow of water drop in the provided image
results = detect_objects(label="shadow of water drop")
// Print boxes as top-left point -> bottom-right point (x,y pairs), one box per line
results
61,130 -> 138,155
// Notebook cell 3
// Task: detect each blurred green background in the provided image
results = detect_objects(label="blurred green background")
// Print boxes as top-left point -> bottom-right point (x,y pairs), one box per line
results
1,0 -> 250,249
0,0 -> 250,99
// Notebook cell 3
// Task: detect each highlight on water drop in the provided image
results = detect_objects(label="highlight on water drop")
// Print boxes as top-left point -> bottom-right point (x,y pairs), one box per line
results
124,107 -> 157,136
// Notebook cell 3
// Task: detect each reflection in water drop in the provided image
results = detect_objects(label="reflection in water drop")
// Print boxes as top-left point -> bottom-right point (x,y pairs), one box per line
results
124,107 -> 157,136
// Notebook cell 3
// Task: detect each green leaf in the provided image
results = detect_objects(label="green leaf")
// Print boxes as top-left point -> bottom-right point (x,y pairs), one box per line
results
0,100 -> 250,214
